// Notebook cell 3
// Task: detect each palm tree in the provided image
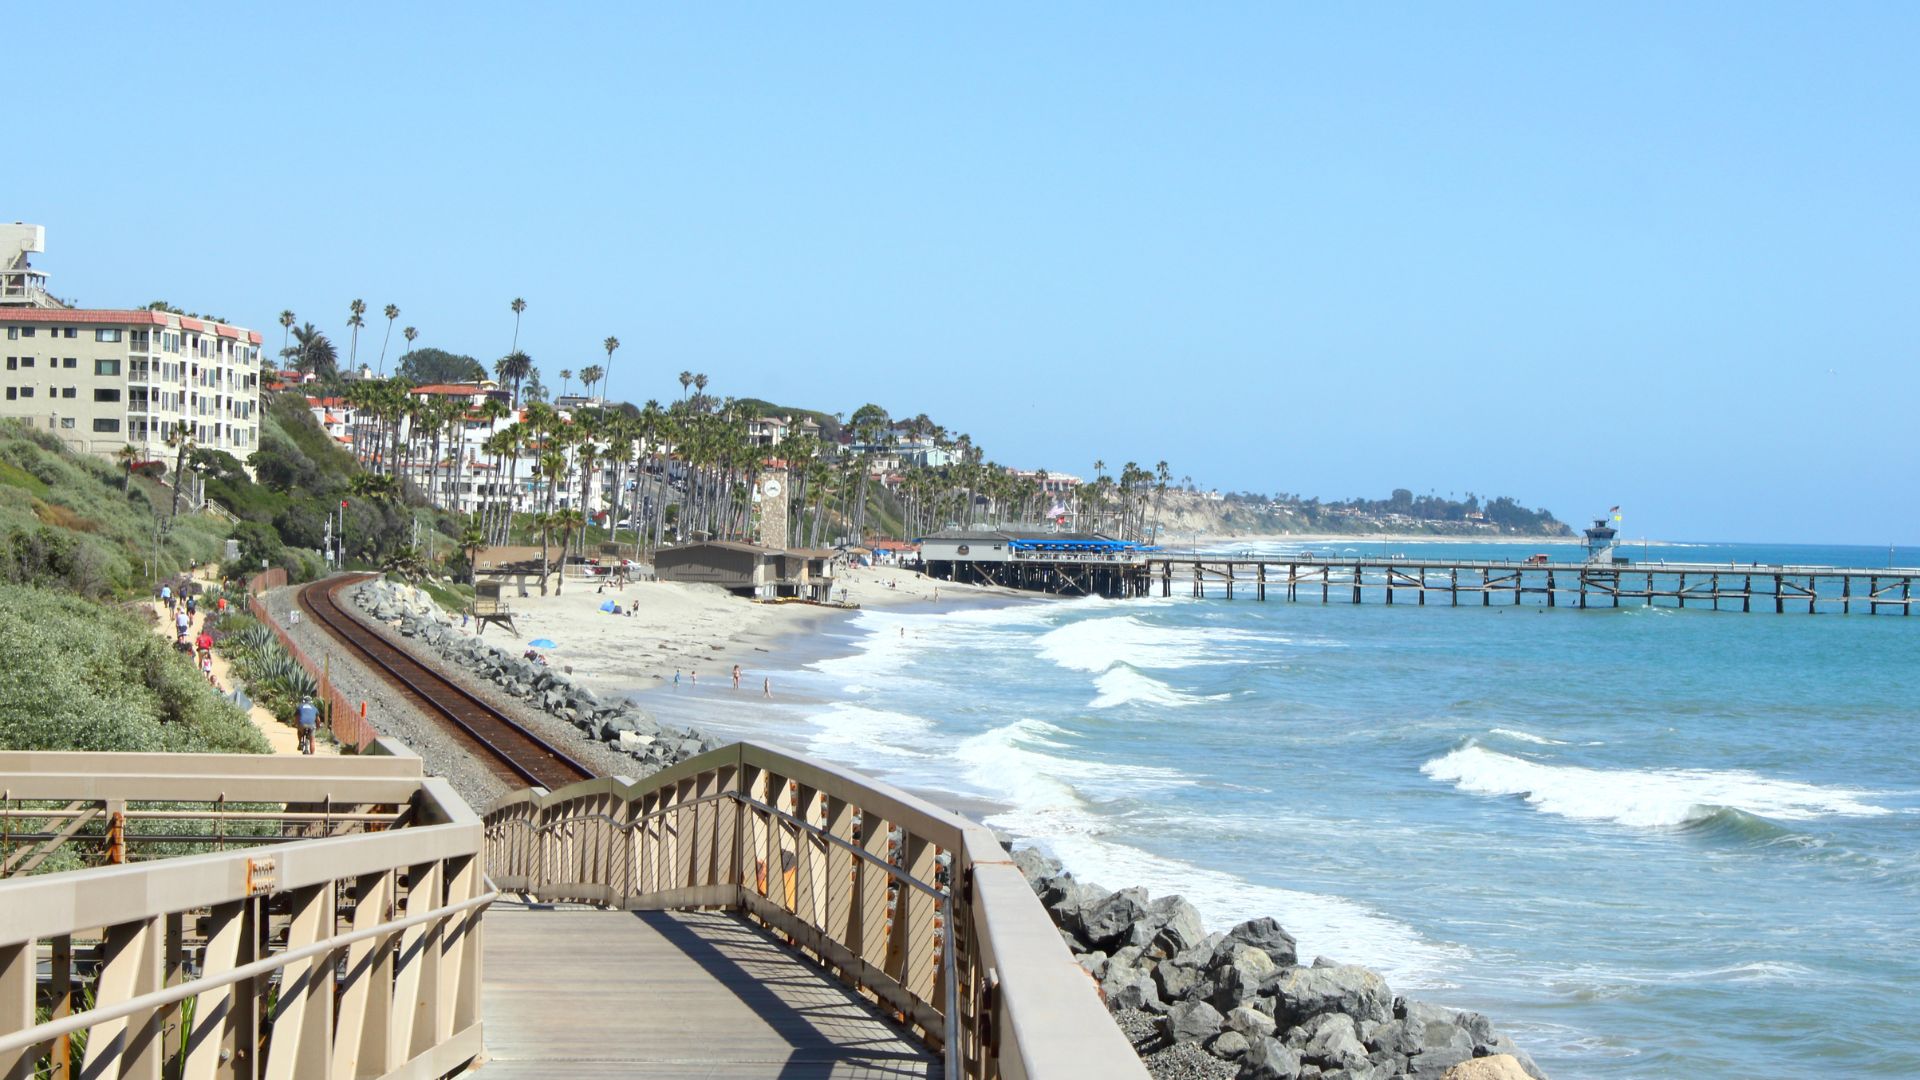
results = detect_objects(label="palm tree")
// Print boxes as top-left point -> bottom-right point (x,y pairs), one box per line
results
496,351 -> 533,408
165,421 -> 194,522
401,325 -> 418,370
114,444 -> 138,492
510,297 -> 527,353
559,369 -> 573,398
678,370 -> 693,399
551,508 -> 585,594
459,514 -> 487,584
376,303 -> 400,375
347,299 -> 367,374
692,372 -> 708,405
601,336 -> 620,401
286,323 -> 337,378
579,365 -> 604,403
278,310 -> 295,367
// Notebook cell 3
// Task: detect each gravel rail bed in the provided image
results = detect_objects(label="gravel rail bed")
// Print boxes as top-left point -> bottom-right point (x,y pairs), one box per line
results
336,582 -> 648,783
264,585 -> 510,809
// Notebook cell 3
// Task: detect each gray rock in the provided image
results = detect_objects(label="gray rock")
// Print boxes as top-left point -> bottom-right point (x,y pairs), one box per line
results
1153,959 -> 1203,1003
1081,886 -> 1151,951
1227,1005 -> 1277,1041
1147,895 -> 1208,960
1300,1015 -> 1367,1071
1208,1029 -> 1250,1060
1013,847 -> 1062,891
1268,965 -> 1394,1029
1075,950 -> 1108,980
1240,1035 -> 1303,1080
1174,932 -> 1227,969
1100,956 -> 1161,1012
1207,944 -> 1278,1011
1226,916 -> 1299,967
1405,1046 -> 1474,1079
1163,1000 -> 1225,1044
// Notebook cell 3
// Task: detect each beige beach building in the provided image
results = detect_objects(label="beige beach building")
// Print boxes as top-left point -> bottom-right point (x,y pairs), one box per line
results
0,223 -> 265,465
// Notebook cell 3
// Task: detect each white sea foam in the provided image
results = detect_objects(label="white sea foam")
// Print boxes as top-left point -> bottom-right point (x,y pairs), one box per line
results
1488,727 -> 1568,746
961,719 -> 1461,986
1422,746 -> 1893,828
1090,667 -> 1203,709
1035,614 -> 1254,674
804,703 -> 940,764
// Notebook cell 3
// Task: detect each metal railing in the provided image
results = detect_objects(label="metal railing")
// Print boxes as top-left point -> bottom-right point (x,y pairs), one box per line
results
484,740 -> 1145,1080
0,740 -> 490,1079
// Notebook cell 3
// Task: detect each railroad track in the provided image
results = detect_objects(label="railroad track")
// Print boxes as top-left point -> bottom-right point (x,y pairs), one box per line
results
297,574 -> 596,791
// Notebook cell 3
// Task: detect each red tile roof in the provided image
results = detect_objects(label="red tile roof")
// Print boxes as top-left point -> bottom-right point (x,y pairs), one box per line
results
410,384 -> 485,396
0,308 -> 168,326
0,308 -> 260,342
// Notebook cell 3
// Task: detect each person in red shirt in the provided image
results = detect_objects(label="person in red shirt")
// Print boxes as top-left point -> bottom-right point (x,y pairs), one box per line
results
195,631 -> 214,657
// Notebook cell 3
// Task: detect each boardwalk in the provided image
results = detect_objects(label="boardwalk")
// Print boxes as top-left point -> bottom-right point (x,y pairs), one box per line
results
481,900 -> 940,1079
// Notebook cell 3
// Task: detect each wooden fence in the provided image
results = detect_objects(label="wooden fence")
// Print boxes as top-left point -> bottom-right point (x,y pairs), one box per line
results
244,570 -> 379,752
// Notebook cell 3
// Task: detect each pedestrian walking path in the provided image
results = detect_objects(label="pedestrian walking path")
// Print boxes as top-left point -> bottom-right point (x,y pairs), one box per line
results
147,574 -> 337,756
479,900 -> 939,1079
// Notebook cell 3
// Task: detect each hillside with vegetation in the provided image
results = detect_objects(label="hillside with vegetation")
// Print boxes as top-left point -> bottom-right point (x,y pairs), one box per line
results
1150,487 -> 1572,539
0,420 -> 228,598
0,586 -> 266,754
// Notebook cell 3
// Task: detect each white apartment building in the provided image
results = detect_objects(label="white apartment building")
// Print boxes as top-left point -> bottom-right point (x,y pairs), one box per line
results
0,224 -> 263,465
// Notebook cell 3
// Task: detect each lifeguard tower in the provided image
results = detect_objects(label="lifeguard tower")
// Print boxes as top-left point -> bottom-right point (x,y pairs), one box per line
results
1584,510 -> 1622,564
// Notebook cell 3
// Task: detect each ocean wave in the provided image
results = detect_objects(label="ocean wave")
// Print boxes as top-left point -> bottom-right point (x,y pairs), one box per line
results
1034,614 -> 1255,674
804,703 -> 940,764
1090,667 -> 1209,709
964,720 -> 1461,986
1421,746 -> 1892,828
1488,727 -> 1568,746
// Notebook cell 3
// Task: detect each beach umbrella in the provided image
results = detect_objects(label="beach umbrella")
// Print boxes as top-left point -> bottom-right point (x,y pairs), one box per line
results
528,638 -> 558,649
599,600 -> 617,613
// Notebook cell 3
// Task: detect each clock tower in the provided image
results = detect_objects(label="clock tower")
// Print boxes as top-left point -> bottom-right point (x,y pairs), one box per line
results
755,469 -> 790,549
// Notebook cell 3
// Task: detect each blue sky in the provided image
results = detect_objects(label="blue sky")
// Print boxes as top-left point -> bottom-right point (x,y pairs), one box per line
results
12,4 -> 1916,543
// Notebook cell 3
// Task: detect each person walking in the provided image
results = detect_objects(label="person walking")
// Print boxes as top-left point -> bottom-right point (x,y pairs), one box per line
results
732,664 -> 742,690
160,583 -> 173,610
175,609 -> 190,637
295,696 -> 319,755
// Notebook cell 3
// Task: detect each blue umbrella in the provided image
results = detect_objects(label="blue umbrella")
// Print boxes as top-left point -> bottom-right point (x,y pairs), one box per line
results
599,600 -> 617,613
528,638 -> 558,649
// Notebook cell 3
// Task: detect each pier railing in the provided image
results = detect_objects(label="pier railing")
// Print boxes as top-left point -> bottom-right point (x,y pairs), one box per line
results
0,740 -> 490,1079
483,740 -> 1145,1080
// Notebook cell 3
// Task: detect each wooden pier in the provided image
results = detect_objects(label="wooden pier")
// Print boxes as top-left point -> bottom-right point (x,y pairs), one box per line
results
1137,556 -> 1920,614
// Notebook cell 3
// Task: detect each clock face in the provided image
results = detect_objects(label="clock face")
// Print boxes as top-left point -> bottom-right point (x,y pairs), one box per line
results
762,479 -> 782,497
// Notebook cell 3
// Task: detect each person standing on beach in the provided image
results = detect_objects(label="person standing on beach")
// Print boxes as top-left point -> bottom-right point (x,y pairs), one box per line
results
732,664 -> 741,689
673,670 -> 680,686
762,676 -> 771,697
690,671 -> 698,686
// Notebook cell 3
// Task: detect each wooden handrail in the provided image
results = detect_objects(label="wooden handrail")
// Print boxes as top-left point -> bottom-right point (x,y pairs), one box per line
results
482,740 -> 1145,1080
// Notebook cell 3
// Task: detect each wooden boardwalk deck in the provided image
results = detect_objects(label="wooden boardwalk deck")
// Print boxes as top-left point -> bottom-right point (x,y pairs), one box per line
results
479,901 -> 939,1079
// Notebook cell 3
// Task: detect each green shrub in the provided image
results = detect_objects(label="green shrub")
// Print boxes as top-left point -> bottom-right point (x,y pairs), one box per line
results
0,584 -> 268,754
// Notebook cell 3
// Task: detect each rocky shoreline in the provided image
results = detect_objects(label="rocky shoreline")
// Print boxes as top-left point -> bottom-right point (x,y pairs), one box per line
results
1012,849 -> 1546,1080
353,579 -> 723,776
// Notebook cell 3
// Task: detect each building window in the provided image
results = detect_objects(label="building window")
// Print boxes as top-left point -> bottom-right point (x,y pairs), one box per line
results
19,356 -> 32,368
61,387 -> 75,399
63,357 -> 76,369
92,418 -> 120,433
3,388 -> 11,400
3,328 -> 13,340
3,357 -> 11,370
19,328 -> 33,338
95,358 -> 120,376
130,330 -> 149,351
60,418 -> 74,430
94,389 -> 121,403
18,387 -> 31,398
95,328 -> 123,343
64,328 -> 77,339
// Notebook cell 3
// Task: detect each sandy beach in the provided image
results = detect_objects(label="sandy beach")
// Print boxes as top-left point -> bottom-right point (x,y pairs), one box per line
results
458,562 -> 1029,704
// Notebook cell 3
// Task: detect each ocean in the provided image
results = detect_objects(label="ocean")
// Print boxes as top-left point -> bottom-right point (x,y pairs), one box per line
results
638,539 -> 1920,1078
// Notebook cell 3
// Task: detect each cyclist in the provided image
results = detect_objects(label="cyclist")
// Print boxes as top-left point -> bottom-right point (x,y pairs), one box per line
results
295,696 -> 319,755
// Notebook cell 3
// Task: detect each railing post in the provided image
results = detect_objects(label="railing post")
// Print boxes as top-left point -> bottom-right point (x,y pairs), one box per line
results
331,872 -> 395,1079
84,916 -> 164,1080
0,941 -> 33,1080
265,883 -> 335,1080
